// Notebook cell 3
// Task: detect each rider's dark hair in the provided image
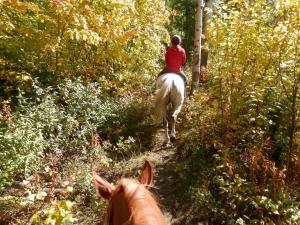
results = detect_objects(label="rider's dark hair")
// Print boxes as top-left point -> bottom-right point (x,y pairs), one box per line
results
171,35 -> 181,46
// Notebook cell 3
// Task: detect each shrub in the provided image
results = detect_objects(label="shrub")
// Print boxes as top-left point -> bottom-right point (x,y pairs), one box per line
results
0,78 -> 141,192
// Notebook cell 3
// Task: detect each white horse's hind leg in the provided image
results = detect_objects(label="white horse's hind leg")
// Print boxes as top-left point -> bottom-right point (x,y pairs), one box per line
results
169,116 -> 176,142
164,117 -> 170,144
170,93 -> 184,142
169,108 -> 181,142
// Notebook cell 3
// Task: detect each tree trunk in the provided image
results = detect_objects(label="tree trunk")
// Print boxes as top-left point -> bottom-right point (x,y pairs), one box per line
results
199,0 -> 210,83
189,0 -> 204,96
287,73 -> 299,180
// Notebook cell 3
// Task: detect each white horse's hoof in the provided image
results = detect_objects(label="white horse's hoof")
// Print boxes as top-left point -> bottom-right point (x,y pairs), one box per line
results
170,136 -> 176,143
162,140 -> 172,147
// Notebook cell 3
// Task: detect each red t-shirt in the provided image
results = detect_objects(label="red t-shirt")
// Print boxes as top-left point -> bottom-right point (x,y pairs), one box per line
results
165,45 -> 186,73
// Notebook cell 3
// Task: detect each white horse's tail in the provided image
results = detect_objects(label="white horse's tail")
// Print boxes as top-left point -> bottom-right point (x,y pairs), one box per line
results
154,78 -> 173,120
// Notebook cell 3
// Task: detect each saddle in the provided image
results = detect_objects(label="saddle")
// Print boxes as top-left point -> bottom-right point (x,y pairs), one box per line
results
157,71 -> 187,85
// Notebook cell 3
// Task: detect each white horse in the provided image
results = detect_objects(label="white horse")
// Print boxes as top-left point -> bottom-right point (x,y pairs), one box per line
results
154,73 -> 185,145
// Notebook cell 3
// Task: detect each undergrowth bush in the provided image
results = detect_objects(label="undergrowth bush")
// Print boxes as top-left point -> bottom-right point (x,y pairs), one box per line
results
0,78 -> 146,192
177,93 -> 300,224
179,139 -> 300,224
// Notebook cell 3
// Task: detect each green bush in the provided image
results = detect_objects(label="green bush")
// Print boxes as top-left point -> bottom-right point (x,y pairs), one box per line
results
203,153 -> 300,224
0,79 -> 139,192
177,94 -> 300,224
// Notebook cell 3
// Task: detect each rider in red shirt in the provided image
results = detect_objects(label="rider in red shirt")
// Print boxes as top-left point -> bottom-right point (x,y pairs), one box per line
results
158,35 -> 187,84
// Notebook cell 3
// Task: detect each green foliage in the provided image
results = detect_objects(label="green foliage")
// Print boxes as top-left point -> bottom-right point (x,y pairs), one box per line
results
0,79 -> 141,192
208,0 -> 299,166
166,0 -> 196,60
202,153 -> 300,224
176,1 -> 299,222
177,85 -> 299,224
177,130 -> 300,224
0,0 -> 169,98
31,200 -> 77,225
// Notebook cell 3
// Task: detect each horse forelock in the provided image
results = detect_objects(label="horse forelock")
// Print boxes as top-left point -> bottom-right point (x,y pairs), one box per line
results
106,178 -> 166,225
104,182 -> 127,225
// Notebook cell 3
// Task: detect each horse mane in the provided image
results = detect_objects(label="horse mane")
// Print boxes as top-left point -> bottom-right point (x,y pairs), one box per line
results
106,178 -> 166,225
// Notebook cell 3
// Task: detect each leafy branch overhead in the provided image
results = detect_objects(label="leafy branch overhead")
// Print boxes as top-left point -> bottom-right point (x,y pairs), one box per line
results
0,0 -> 169,80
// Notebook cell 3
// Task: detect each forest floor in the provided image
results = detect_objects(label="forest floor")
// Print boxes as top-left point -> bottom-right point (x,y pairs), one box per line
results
1,90 -> 204,225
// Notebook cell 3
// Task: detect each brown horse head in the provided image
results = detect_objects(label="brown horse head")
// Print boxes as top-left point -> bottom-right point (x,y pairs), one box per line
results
93,160 -> 167,225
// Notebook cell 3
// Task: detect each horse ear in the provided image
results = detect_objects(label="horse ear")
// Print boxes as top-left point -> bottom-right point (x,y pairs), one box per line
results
139,160 -> 153,187
93,171 -> 115,199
